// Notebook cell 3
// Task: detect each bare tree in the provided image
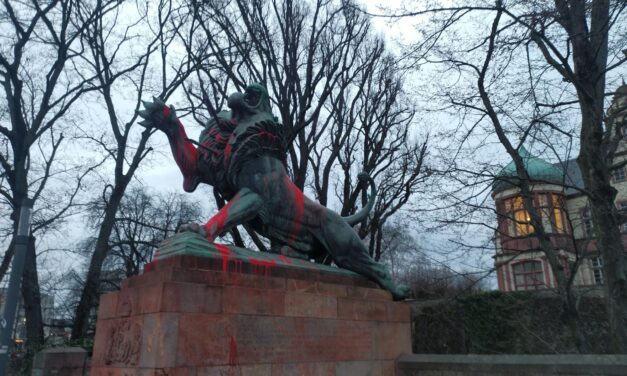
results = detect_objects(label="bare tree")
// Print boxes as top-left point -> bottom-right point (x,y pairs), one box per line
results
180,0 -> 428,258
102,187 -> 202,283
379,0 -> 627,352
71,0 -> 194,340
378,221 -> 488,299
0,0 -> 117,351
328,52 -> 428,261
182,0 -> 378,185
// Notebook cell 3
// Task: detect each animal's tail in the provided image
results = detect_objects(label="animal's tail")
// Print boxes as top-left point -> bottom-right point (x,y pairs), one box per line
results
343,172 -> 377,225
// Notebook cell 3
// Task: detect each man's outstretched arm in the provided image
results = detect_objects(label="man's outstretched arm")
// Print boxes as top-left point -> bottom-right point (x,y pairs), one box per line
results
138,98 -> 199,191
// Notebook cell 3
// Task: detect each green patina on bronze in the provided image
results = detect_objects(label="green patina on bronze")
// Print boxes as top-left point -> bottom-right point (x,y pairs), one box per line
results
155,231 -> 364,279
139,83 -> 409,299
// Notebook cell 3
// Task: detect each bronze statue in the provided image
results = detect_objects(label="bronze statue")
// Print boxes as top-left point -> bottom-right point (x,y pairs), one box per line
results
139,83 -> 409,299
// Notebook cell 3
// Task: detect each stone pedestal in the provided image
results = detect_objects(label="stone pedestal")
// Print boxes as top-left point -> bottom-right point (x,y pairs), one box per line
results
91,232 -> 411,375
31,347 -> 87,376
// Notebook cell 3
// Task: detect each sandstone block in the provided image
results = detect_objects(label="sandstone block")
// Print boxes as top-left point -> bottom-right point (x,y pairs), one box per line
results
285,292 -> 337,319
97,292 -> 119,320
175,313 -> 230,367
223,286 -> 285,316
338,298 -> 387,321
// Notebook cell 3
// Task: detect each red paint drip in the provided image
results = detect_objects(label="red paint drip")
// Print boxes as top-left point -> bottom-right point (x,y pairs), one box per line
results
234,259 -> 243,273
144,261 -> 155,273
162,106 -> 171,119
169,121 -> 198,191
228,335 -> 238,366
258,130 -> 277,140
214,243 -> 231,272
249,258 -> 277,277
204,197 -> 236,240
286,176 -> 305,242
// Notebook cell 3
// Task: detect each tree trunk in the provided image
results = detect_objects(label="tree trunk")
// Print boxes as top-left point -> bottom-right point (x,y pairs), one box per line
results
22,236 -> 44,351
0,239 -> 15,284
556,0 -> 627,353
71,185 -> 127,341
574,42 -> 627,351
579,135 -> 627,351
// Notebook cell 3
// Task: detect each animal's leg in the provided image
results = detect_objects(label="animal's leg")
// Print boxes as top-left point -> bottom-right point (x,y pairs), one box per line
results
180,188 -> 263,242
334,246 -> 409,300
269,245 -> 310,260
316,213 -> 410,300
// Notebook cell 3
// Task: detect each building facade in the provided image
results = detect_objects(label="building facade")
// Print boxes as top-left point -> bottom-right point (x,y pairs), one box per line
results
493,84 -> 627,292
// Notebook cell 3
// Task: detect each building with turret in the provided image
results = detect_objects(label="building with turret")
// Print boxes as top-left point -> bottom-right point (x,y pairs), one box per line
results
492,84 -> 627,292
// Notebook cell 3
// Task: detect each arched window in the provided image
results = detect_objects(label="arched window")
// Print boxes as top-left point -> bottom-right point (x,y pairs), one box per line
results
512,260 -> 545,290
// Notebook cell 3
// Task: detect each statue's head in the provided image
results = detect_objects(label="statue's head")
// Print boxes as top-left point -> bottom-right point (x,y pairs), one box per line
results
227,83 -> 273,121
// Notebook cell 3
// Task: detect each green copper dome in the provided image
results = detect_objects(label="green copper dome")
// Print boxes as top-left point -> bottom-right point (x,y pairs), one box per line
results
492,146 -> 565,193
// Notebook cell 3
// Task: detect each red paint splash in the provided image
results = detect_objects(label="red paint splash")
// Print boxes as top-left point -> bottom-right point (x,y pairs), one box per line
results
278,255 -> 292,265
258,130 -> 278,141
167,119 -> 199,193
144,261 -> 155,272
286,176 -> 305,242
204,197 -> 237,240
233,259 -> 243,273
177,121 -> 197,168
214,243 -> 231,272
162,106 -> 171,119
224,142 -> 233,168
249,258 -> 277,276
228,335 -> 238,366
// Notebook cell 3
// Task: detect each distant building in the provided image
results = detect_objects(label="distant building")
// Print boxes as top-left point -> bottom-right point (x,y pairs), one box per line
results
492,84 -> 627,292
0,288 -> 55,341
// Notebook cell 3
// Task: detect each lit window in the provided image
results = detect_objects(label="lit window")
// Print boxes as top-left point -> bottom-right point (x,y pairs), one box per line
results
581,207 -> 594,238
591,257 -> 604,285
612,167 -> 626,182
512,261 -> 545,290
511,197 -> 534,236
551,195 -> 566,234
